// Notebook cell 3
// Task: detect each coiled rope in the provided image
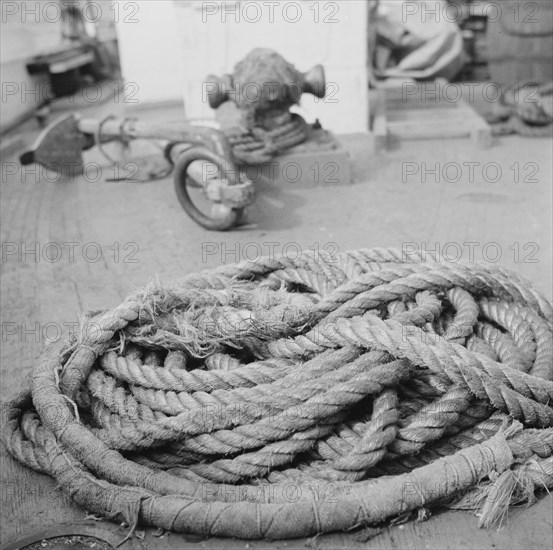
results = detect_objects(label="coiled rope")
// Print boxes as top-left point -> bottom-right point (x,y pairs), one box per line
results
224,113 -> 309,165
490,82 -> 553,137
4,248 -> 553,540
490,116 -> 553,138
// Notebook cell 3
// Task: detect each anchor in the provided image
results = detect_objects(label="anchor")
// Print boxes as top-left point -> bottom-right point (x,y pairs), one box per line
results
20,113 -> 255,231
20,49 -> 341,228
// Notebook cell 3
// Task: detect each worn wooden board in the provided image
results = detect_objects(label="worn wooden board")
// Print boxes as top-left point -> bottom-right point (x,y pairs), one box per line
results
371,81 -> 493,148
1,101 -> 551,549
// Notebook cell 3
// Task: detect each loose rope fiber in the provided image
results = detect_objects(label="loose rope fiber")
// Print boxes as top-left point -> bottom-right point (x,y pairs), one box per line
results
4,248 -> 553,539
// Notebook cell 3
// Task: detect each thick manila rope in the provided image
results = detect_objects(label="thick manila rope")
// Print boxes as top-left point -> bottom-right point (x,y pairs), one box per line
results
224,113 -> 309,164
3,247 -> 553,540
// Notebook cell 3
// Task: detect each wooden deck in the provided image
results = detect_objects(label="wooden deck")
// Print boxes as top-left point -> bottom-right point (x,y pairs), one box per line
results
1,100 -> 552,549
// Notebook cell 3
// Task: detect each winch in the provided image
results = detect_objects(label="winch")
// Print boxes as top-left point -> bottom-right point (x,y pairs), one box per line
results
206,48 -> 352,186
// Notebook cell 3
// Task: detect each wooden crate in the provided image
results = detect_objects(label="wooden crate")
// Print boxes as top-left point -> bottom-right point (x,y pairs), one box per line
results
372,80 -> 492,149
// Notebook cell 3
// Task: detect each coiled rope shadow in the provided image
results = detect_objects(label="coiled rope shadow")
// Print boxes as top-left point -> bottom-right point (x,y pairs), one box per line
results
4,248 -> 553,540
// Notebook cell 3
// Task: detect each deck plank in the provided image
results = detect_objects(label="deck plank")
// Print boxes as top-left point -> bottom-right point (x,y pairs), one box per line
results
1,104 -> 551,549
